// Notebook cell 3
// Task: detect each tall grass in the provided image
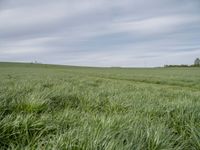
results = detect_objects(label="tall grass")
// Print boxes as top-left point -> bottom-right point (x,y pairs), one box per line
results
0,63 -> 200,149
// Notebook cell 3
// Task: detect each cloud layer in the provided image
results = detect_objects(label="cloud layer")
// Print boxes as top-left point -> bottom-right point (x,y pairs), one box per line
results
0,0 -> 200,67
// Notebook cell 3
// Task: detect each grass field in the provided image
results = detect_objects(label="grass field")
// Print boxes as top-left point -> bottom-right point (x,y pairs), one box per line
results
0,62 -> 200,149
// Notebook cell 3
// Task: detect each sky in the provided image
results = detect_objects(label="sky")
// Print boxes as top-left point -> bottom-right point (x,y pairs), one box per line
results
0,0 -> 200,67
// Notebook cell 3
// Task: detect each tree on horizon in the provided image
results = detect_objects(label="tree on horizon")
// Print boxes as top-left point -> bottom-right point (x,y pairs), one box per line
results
194,58 -> 200,66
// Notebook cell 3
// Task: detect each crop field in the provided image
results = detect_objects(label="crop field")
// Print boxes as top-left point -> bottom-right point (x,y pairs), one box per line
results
0,62 -> 200,149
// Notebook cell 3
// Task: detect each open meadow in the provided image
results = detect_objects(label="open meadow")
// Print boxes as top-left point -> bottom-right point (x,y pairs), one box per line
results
0,62 -> 200,149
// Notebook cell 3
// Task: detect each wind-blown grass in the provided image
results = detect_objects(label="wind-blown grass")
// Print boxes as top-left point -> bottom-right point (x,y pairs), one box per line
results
0,62 -> 200,149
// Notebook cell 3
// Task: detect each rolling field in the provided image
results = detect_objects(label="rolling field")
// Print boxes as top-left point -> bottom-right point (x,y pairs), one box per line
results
0,62 -> 200,149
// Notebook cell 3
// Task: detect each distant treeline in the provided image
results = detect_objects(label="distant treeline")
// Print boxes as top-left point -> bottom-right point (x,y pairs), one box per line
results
165,58 -> 200,68
164,64 -> 200,68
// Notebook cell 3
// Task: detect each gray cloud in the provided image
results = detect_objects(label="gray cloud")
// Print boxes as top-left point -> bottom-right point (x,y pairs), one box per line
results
0,0 -> 200,67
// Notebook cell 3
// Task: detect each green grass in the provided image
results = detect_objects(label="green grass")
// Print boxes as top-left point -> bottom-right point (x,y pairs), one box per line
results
0,62 -> 200,149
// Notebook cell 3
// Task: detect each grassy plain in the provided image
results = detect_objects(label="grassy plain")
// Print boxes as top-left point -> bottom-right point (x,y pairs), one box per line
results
0,62 -> 200,149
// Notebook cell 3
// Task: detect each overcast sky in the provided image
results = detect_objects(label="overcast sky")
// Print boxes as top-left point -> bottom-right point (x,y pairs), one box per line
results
0,0 -> 200,67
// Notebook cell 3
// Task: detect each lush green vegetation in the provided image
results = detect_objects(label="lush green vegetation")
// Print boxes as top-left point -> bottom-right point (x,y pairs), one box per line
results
0,62 -> 200,149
